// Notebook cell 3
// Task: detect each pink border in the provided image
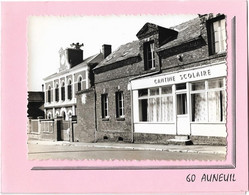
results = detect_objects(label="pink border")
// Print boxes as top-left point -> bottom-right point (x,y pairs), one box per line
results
1,1 -> 248,193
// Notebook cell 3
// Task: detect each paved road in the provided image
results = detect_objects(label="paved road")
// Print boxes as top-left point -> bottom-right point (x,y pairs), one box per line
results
28,143 -> 226,161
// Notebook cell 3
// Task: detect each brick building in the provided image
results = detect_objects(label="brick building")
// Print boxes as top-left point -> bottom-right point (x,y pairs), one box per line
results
93,14 -> 227,145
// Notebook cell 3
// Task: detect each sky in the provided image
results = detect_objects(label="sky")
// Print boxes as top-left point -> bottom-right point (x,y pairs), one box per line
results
28,14 -> 197,91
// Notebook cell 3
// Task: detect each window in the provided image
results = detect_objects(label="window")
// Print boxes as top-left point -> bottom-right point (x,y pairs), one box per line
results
55,84 -> 59,102
101,94 -> 108,118
47,113 -> 52,119
77,72 -> 87,92
138,86 -> 173,122
177,94 -> 187,115
144,41 -> 156,70
67,80 -> 72,100
208,16 -> 226,55
207,79 -> 225,122
116,91 -> 124,118
61,82 -> 65,101
78,76 -> 82,91
191,78 -> 226,122
191,81 -> 207,122
47,86 -> 51,103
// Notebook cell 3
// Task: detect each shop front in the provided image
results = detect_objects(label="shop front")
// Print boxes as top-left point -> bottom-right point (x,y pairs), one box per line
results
130,62 -> 227,141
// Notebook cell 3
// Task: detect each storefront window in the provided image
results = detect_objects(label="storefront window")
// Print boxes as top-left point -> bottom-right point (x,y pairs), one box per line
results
208,90 -> 225,122
191,93 -> 206,121
208,78 -> 224,89
191,78 -> 226,122
162,86 -> 172,94
161,96 -> 173,122
138,86 -> 173,122
192,81 -> 205,91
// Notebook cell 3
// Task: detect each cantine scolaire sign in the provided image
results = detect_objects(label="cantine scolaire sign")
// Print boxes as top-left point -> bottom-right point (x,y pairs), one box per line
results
131,63 -> 227,90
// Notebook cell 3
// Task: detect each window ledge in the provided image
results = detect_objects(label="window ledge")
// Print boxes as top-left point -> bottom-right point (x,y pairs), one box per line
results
102,118 -> 110,121
116,118 -> 125,121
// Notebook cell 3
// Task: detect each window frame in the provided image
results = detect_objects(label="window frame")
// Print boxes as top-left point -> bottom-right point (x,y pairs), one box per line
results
138,86 -> 174,123
101,94 -> 109,119
47,85 -> 52,103
207,15 -> 226,55
115,91 -> 125,119
144,41 -> 156,70
55,83 -> 59,102
190,78 -> 226,123
67,79 -> 72,100
61,81 -> 65,101
77,76 -> 82,91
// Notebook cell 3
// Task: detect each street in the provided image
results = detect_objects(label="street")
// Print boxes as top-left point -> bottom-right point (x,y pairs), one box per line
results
28,141 -> 226,161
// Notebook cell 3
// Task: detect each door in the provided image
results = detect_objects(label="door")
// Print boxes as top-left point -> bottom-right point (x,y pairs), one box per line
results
176,84 -> 190,135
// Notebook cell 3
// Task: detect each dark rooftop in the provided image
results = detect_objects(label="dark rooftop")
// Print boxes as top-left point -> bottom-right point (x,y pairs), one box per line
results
158,17 -> 201,51
94,40 -> 140,69
95,16 -> 201,70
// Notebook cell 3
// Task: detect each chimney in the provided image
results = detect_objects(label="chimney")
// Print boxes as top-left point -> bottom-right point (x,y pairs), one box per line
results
102,44 -> 112,58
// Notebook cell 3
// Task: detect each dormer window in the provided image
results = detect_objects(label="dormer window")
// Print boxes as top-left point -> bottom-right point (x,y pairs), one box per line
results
207,16 -> 226,55
144,41 -> 155,70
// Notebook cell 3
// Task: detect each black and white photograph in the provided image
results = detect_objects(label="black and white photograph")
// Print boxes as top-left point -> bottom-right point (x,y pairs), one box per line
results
27,14 -> 227,161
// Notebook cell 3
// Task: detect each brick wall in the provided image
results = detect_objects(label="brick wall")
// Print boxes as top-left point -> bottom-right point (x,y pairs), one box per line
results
95,76 -> 132,142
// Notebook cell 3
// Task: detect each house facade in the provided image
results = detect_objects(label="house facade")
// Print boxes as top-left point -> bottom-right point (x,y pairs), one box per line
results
43,43 -> 106,121
93,14 -> 227,145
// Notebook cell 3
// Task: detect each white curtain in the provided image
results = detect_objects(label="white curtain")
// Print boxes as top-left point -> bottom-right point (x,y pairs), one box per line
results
208,91 -> 221,122
161,96 -> 173,122
148,98 -> 160,122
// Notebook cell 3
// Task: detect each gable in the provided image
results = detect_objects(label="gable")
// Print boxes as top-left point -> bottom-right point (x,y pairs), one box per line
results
136,23 -> 159,39
136,22 -> 178,46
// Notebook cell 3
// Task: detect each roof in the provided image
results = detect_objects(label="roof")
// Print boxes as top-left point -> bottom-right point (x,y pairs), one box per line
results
94,40 -> 140,70
44,53 -> 103,81
158,17 -> 201,51
95,17 -> 201,70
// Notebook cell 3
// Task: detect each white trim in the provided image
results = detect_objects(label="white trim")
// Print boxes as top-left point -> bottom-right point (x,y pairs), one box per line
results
131,62 -> 227,90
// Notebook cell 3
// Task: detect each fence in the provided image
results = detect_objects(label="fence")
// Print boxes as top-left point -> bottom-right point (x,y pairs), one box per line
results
30,119 -> 39,133
28,118 -> 75,142
29,119 -> 56,141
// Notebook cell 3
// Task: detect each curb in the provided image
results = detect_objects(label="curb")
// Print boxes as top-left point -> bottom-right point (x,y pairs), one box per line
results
28,140 -> 226,155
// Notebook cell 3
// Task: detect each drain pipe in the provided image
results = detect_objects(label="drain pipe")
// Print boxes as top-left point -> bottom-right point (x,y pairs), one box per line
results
94,89 -> 98,143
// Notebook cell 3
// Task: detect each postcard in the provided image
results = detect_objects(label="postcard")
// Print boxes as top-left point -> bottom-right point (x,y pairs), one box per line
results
1,0 -> 248,194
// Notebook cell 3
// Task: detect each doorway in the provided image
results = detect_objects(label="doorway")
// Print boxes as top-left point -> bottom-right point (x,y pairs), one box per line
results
176,83 -> 190,135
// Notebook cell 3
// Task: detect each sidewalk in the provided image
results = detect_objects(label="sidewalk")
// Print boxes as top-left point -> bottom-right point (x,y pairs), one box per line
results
28,140 -> 226,155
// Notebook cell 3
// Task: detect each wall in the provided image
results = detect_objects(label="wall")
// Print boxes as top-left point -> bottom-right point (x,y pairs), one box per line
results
73,88 -> 96,142
95,76 -> 132,142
